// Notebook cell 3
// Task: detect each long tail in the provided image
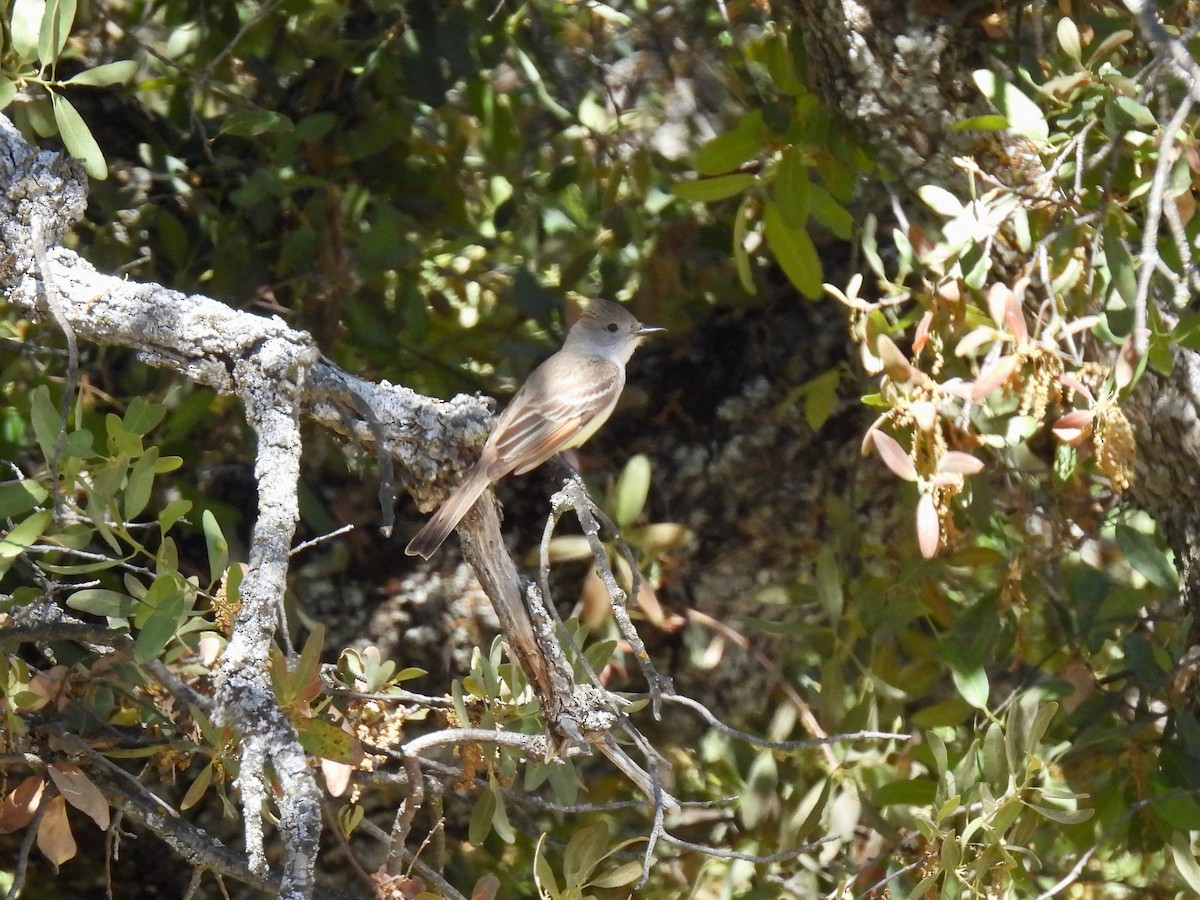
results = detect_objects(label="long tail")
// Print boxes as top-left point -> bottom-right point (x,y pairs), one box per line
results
405,471 -> 492,558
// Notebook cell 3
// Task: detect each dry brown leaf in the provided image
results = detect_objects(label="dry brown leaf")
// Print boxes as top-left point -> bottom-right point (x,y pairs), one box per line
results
48,762 -> 110,830
0,775 -> 45,833
36,794 -> 77,866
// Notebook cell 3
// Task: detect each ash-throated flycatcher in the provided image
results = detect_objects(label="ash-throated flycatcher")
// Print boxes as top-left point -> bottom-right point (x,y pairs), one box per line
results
405,298 -> 664,558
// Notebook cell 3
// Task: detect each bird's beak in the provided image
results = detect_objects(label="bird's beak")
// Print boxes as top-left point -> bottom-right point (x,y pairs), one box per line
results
635,324 -> 666,336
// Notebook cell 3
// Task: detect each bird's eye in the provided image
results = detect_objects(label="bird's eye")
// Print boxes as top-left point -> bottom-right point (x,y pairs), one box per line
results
606,323 -> 619,332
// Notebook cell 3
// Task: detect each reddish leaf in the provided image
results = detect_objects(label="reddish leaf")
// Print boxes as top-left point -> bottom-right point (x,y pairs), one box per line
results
877,335 -> 919,384
37,795 -> 77,866
1059,373 -> 1095,403
1114,330 -> 1148,390
1052,409 -> 1094,446
911,401 -> 938,432
870,430 -> 919,482
955,326 -> 1001,358
938,451 -> 985,475
940,378 -> 975,400
935,278 -> 961,302
913,310 -> 934,355
0,776 -> 45,833
971,355 -> 1020,402
917,494 -> 941,559
321,758 -> 352,798
48,763 -> 110,830
986,283 -> 1013,329
1005,278 -> 1030,343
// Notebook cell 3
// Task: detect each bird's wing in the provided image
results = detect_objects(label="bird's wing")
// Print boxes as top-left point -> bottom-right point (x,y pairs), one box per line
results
485,353 -> 624,478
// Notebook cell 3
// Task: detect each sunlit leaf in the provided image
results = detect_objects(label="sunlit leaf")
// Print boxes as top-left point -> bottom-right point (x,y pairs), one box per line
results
916,493 -> 940,559
693,111 -> 763,176
614,454 -> 651,527
0,509 -> 53,579
39,0 -> 77,63
870,430 -> 918,482
47,763 -> 109,830
11,0 -> 46,62
672,173 -> 755,202
1115,524 -> 1176,589
67,588 -> 137,618
763,200 -> 822,298
64,59 -> 138,86
0,776 -> 45,833
1057,17 -> 1082,63
972,69 -> 1049,143
952,664 -> 990,710
51,92 -> 107,179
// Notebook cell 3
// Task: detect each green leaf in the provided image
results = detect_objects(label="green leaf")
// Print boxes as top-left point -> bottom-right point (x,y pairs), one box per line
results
293,624 -> 326,697
485,775 -> 515,843
220,109 -> 293,137
0,509 -> 52,579
918,185 -> 964,218
1115,524 -> 1176,589
672,173 -> 755,202
295,717 -> 359,763
30,384 -> 61,462
1057,17 -> 1082,63
1027,701 -> 1058,751
63,59 -> 138,87
613,454 -> 651,527
133,582 -> 185,663
693,111 -> 763,176
0,480 -> 48,518
123,397 -> 165,437
468,782 -> 496,846
950,114 -> 1010,132
39,556 -> 124,575
158,498 -> 192,536
874,777 -> 937,806
763,200 -> 822,298
740,749 -> 779,829
1113,95 -> 1156,130
1170,831 -> 1200,893
38,0 -> 76,64
589,860 -> 644,889
11,0 -> 46,62
534,835 -> 561,898
809,183 -> 853,239
982,721 -> 1007,784
51,92 -> 107,179
124,447 -> 158,520
733,194 -> 756,294
202,510 -> 229,585
795,368 -> 840,431
563,821 -> 608,889
67,589 -> 137,618
180,763 -> 213,812
773,146 -> 811,227
952,664 -> 990,710
546,760 -> 577,807
814,546 -> 843,623
1022,800 -> 1093,824
1101,220 -> 1139,308
971,69 -> 1049,143
0,79 -> 18,111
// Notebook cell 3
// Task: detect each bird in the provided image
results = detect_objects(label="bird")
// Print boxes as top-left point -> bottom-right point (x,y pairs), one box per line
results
405,298 -> 664,558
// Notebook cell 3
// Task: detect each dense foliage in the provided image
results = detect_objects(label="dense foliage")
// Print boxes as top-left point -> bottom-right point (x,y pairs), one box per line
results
3,1 -> 1200,898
